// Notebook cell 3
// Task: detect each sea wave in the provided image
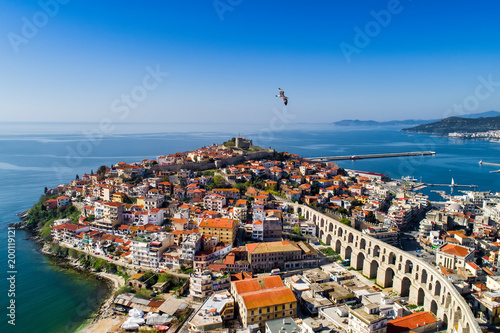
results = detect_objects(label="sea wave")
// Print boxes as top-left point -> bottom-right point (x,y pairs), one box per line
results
0,162 -> 54,172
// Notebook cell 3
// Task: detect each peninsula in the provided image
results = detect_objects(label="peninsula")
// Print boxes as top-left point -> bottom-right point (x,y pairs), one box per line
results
18,137 -> 496,333
402,115 -> 500,135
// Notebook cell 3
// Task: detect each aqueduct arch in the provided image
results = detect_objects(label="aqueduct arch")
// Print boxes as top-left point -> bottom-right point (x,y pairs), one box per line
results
291,203 -> 480,333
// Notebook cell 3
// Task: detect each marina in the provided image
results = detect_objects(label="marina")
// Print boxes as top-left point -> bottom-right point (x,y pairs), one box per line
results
408,178 -> 478,191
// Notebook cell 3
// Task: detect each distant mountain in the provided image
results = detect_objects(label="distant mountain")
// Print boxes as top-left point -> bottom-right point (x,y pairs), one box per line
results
332,119 -> 435,127
459,110 -> 500,118
332,110 -> 500,127
402,116 -> 500,134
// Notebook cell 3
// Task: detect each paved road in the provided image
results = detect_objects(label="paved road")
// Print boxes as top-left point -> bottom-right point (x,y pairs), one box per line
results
399,229 -> 435,264
61,243 -> 190,278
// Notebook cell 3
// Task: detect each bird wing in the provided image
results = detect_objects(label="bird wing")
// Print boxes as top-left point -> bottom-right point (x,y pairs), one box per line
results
282,97 -> 288,105
278,88 -> 284,97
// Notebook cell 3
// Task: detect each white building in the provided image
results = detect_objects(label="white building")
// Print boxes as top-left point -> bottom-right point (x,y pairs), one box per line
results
180,233 -> 203,262
348,304 -> 387,333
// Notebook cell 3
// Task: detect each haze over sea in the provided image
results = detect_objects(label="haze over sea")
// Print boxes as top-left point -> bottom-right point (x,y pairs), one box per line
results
1,122 -> 499,333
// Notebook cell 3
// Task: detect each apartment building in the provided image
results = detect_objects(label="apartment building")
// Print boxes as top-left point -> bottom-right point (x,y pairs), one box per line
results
131,235 -> 173,268
203,194 -> 226,212
231,275 -> 297,329
362,226 -> 398,247
51,223 -> 89,246
199,218 -> 239,244
246,241 -> 302,271
188,290 -> 235,332
190,270 -> 231,302
180,232 -> 203,262
211,188 -> 241,200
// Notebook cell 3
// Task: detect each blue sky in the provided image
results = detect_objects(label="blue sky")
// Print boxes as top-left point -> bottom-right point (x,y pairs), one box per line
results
1,0 -> 500,123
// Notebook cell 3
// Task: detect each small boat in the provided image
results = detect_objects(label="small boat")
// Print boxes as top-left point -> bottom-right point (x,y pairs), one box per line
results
112,306 -> 127,312
154,325 -> 170,331
401,176 -> 417,182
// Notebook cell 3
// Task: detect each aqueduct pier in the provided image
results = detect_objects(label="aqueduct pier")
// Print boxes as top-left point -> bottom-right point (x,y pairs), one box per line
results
291,203 -> 480,333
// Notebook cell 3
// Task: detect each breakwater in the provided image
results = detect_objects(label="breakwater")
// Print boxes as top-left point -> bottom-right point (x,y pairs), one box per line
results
308,151 -> 436,162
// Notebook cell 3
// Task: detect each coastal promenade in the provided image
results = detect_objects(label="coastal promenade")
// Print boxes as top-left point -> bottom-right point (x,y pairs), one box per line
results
308,151 -> 436,162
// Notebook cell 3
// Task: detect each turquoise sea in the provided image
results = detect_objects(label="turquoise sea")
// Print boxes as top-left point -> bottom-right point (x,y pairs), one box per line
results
1,122 -> 499,333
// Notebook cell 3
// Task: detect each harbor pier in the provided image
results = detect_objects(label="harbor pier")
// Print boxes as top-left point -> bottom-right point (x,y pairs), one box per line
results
308,151 -> 436,162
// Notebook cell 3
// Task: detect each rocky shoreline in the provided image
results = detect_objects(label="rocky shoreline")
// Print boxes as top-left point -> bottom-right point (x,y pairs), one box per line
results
41,246 -> 117,318
15,207 -> 124,333
41,245 -> 127,332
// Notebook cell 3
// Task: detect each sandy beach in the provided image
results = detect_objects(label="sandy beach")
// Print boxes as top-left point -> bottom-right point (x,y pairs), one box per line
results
78,272 -> 126,333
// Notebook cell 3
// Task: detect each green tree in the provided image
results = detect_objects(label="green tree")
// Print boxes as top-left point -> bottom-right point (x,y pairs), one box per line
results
213,175 -> 227,188
97,165 -> 107,176
366,211 -> 376,223
311,183 -> 320,195
115,285 -> 134,296
292,224 -> 302,236
337,168 -> 348,176
340,218 -> 351,227
337,207 -> 348,216
234,182 -> 247,194
351,199 -> 362,207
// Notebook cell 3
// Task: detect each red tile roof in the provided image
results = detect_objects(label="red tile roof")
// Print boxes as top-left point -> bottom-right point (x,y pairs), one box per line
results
245,241 -> 299,254
387,312 -> 436,333
240,287 -> 296,309
439,244 -> 470,258
52,223 -> 87,231
199,218 -> 237,229
467,262 -> 480,270
232,275 -> 284,295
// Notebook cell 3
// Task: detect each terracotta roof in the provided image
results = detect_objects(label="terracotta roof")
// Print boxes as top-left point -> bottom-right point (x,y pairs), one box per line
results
105,201 -> 123,207
232,275 -> 284,295
231,272 -> 253,281
439,244 -> 470,258
171,218 -> 188,224
52,223 -> 87,231
467,262 -> 480,270
246,241 -> 299,254
240,287 -> 296,309
387,311 -> 436,332
207,264 -> 226,272
199,218 -> 237,229
224,253 -> 236,265
438,266 -> 454,276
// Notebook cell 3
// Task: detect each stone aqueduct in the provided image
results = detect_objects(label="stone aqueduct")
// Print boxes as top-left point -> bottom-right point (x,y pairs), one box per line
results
291,203 -> 480,333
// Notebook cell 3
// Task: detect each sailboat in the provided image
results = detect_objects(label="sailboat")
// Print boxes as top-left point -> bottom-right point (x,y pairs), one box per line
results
450,178 -> 456,187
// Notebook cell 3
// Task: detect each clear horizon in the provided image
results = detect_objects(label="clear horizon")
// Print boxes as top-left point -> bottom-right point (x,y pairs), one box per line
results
2,1 -> 500,123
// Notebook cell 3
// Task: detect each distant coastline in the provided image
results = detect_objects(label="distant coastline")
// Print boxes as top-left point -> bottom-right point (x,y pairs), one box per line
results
402,115 -> 500,135
332,110 -> 500,129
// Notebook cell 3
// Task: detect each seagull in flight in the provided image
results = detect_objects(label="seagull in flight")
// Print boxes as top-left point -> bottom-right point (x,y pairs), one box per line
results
276,88 -> 288,105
